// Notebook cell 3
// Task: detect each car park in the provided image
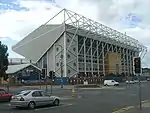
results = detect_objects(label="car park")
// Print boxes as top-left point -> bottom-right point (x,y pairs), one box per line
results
10,90 -> 60,109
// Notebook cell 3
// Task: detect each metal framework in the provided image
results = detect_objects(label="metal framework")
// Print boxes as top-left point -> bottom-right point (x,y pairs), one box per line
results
37,8 -> 147,78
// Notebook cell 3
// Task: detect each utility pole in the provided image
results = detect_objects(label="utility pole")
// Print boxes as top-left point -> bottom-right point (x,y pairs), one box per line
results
138,73 -> 142,110
60,47 -> 63,88
49,71 -> 54,94
50,73 -> 53,94
133,57 -> 142,110
41,68 -> 47,93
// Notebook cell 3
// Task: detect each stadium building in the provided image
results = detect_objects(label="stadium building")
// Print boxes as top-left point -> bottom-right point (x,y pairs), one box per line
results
12,9 -> 147,79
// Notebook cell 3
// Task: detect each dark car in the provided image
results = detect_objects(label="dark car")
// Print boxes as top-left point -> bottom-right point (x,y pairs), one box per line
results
0,88 -> 12,102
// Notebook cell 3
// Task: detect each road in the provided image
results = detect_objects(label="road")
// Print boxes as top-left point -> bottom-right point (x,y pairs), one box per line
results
0,82 -> 150,113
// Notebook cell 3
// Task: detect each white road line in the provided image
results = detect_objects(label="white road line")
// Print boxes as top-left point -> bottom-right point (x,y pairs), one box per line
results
60,97 -> 73,100
0,103 -> 10,106
34,103 -> 73,111
130,93 -> 137,96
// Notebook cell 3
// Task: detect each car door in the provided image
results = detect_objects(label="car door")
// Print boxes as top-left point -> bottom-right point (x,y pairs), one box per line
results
111,80 -> 115,86
32,91 -> 45,106
40,91 -> 53,105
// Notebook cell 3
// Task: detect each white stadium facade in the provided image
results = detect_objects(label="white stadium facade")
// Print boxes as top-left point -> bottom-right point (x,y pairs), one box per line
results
12,9 -> 147,79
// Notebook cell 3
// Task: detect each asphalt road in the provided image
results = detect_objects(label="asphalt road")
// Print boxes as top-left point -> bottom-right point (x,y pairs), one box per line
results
0,82 -> 150,113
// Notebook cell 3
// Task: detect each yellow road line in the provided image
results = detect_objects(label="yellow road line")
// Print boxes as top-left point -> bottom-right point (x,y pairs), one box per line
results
142,100 -> 150,103
112,99 -> 150,113
112,106 -> 134,113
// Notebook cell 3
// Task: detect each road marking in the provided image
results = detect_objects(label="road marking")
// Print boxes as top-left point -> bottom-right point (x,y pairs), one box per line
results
130,93 -> 137,96
112,100 -> 150,113
142,100 -> 150,103
34,103 -> 73,111
60,97 -> 73,100
0,103 -> 10,106
112,106 -> 134,113
101,87 -> 125,90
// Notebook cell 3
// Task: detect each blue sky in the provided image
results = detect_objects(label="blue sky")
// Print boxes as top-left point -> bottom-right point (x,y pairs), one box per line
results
0,0 -> 28,11
0,0 -> 150,67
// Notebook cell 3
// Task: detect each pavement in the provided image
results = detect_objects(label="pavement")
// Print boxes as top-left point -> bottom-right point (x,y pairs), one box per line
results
112,101 -> 150,113
0,82 -> 150,113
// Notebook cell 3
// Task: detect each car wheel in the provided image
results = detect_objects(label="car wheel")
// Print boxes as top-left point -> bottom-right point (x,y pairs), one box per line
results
28,102 -> 36,109
53,99 -> 59,106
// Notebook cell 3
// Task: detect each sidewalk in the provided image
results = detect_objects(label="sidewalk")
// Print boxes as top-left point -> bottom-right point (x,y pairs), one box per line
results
124,101 -> 150,113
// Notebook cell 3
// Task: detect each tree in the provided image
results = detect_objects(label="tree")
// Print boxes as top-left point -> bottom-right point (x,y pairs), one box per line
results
0,41 -> 9,81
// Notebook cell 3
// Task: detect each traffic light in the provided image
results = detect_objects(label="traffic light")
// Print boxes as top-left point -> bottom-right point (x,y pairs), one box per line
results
49,71 -> 55,79
133,57 -> 141,74
41,68 -> 46,79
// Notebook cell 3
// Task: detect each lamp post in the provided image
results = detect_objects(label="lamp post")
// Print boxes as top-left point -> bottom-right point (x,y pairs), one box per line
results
55,44 -> 63,88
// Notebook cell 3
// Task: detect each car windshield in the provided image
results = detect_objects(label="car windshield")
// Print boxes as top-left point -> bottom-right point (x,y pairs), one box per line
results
0,89 -> 6,94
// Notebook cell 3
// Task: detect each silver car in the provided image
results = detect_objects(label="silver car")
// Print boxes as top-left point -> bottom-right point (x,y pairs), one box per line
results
10,90 -> 60,109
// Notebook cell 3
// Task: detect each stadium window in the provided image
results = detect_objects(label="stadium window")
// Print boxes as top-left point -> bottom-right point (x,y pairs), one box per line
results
56,63 -> 59,67
73,48 -> 76,51
67,39 -> 70,42
60,55 -> 63,59
67,54 -> 70,58
56,48 -> 59,51
68,70 -> 71,74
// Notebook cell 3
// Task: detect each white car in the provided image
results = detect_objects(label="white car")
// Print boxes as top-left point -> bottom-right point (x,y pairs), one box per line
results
104,80 -> 119,86
10,90 -> 60,109
126,80 -> 138,84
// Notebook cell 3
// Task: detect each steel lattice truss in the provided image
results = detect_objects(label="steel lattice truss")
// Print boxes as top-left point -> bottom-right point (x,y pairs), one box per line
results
46,8 -> 147,58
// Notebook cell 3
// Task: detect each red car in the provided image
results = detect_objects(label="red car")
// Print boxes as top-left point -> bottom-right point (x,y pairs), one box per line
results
0,88 -> 12,102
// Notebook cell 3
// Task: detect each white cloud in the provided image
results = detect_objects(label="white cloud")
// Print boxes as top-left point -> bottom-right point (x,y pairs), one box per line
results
0,0 -> 150,67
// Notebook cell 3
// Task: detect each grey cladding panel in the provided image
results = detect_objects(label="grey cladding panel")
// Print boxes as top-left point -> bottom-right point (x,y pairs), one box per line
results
13,24 -> 65,62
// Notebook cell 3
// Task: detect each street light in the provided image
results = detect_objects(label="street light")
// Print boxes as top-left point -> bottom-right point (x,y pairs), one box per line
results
55,44 -> 63,88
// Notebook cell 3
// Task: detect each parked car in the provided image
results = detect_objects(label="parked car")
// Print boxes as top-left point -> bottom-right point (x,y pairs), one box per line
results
0,88 -> 13,102
147,78 -> 150,81
104,80 -> 119,86
126,80 -> 138,84
126,80 -> 135,84
10,90 -> 60,109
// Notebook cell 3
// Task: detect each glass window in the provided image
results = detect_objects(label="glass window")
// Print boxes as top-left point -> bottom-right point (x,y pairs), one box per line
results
68,70 -> 71,74
60,55 -> 63,58
73,48 -> 76,51
0,89 -> 6,94
56,63 -> 59,67
56,48 -> 59,51
32,91 -> 43,97
67,54 -> 70,58
67,38 -> 70,42
17,90 -> 31,96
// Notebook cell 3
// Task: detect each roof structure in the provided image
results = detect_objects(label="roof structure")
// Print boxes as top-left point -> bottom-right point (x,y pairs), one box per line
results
12,24 -> 64,62
8,58 -> 34,65
12,8 -> 147,62
6,63 -> 41,74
